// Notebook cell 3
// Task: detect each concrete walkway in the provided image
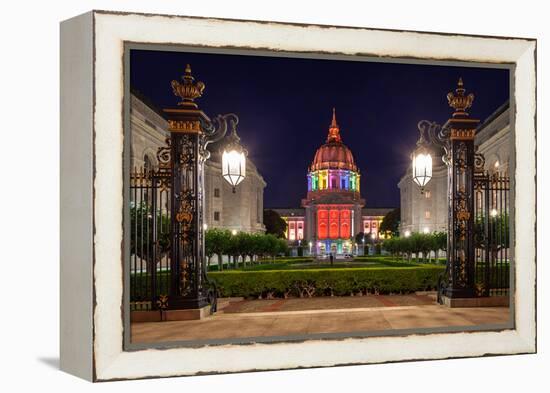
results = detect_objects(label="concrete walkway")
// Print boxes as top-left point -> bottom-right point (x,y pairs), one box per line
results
131,296 -> 510,344
219,294 -> 435,313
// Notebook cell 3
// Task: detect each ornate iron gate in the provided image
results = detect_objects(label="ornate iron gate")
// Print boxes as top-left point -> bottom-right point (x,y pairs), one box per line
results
129,154 -> 171,311
473,168 -> 510,297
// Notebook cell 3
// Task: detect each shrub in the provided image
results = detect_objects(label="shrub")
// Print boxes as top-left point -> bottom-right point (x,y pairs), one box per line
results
209,265 -> 444,298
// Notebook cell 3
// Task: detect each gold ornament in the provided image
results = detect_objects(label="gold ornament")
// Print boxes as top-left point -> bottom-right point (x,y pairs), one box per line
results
447,78 -> 475,117
171,64 -> 205,108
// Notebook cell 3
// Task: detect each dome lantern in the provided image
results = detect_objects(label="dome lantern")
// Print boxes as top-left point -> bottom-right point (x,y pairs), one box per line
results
327,107 -> 342,143
309,108 -> 357,172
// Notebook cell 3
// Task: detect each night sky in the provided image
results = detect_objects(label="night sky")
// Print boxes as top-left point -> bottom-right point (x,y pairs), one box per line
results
130,49 -> 509,209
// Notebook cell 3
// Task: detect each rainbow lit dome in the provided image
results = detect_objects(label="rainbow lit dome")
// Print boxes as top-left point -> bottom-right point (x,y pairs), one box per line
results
307,109 -> 360,194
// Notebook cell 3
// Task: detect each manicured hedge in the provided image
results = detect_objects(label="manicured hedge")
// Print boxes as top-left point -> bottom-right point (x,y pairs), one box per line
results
209,265 -> 445,298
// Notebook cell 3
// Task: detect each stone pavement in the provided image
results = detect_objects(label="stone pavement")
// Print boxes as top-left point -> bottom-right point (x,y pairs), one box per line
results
219,294 -> 435,313
131,295 -> 510,344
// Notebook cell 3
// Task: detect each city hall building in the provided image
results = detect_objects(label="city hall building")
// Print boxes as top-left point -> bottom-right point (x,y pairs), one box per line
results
273,110 -> 393,256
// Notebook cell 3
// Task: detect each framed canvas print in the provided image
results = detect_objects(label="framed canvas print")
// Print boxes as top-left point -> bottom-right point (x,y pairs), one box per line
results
60,10 -> 537,381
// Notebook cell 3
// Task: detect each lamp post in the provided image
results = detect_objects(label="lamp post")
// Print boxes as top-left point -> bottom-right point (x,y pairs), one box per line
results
411,78 -> 480,301
162,64 -> 247,314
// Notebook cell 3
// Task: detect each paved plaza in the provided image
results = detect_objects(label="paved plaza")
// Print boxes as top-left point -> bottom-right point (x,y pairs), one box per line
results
131,295 -> 511,344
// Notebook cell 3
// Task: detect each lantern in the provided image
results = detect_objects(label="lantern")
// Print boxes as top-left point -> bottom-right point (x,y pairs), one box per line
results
221,117 -> 247,192
412,146 -> 433,191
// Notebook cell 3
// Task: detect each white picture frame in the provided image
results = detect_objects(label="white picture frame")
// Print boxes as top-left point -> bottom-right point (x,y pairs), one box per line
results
60,10 -> 536,381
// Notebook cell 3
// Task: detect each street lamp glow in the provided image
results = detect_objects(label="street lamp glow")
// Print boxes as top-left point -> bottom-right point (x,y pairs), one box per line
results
490,208 -> 498,217
423,227 -> 430,234
412,149 -> 433,189
404,230 -> 411,238
231,229 -> 237,236
203,223 -> 208,230
222,150 -> 246,191
221,116 -> 247,193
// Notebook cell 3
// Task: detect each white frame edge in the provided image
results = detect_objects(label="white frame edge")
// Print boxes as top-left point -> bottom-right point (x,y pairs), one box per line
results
63,11 -> 536,381
60,11 -> 95,381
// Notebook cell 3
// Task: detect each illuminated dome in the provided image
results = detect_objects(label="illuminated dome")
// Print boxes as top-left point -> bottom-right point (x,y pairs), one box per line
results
307,109 -> 361,194
310,109 -> 357,172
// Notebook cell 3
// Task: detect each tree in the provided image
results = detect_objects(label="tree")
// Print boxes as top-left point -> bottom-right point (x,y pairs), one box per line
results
474,212 -> 510,250
277,238 -> 289,256
226,232 -> 242,269
408,233 -> 424,263
244,233 -> 260,264
250,233 -> 265,263
433,231 -> 447,262
419,233 -> 435,263
399,236 -> 413,262
263,209 -> 287,238
204,230 -> 215,269
235,232 -> 253,267
474,212 -> 510,275
130,202 -> 170,273
264,234 -> 280,261
382,237 -> 397,256
380,208 -> 401,237
205,229 -> 231,271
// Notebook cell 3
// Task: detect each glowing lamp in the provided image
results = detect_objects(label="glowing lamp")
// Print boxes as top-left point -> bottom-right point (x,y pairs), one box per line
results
412,147 -> 433,190
490,208 -> 498,218
404,230 -> 411,238
231,229 -> 237,236
222,150 -> 246,191
221,118 -> 247,192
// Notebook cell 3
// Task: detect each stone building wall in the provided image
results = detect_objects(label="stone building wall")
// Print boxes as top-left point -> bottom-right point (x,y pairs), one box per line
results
130,94 -> 169,169
398,161 -> 447,235
204,158 -> 266,234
